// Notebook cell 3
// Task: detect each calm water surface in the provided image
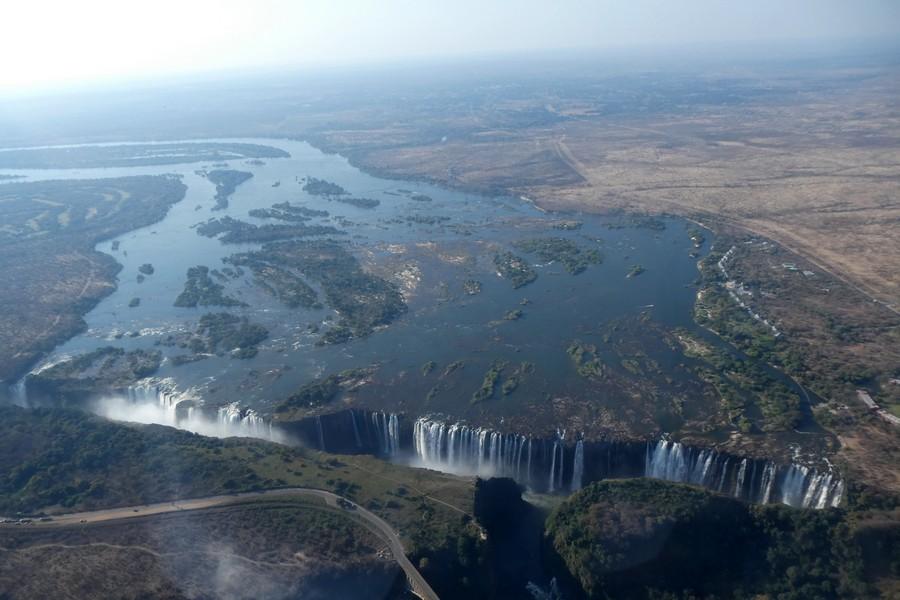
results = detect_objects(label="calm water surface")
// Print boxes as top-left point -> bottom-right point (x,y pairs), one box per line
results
5,138 -> 715,435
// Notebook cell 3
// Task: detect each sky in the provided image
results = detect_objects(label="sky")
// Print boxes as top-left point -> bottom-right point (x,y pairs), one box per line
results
3,0 -> 899,93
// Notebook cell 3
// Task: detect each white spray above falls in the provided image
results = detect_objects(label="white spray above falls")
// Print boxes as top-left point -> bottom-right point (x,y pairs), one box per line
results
93,379 -> 288,444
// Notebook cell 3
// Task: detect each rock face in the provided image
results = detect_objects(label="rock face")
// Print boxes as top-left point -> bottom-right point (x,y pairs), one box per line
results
278,409 -> 403,456
474,477 -> 529,535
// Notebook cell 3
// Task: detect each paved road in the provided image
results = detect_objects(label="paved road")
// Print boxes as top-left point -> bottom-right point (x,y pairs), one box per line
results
2,488 -> 439,600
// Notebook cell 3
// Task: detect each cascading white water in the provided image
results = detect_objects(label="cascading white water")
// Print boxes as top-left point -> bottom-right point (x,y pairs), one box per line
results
217,402 -> 274,438
371,411 -> 401,456
388,413 -> 399,455
779,464 -> 808,507
409,418 -> 842,508
716,461 -> 729,492
548,440 -> 558,493
825,479 -> 844,509
556,440 -> 564,491
546,429 -> 567,492
644,440 -> 843,508
570,440 -> 585,492
646,440 -> 688,482
760,462 -> 777,504
413,417 -> 532,481
93,379 -> 286,443
802,471 -> 833,509
550,433 -> 565,492
525,438 -> 532,486
734,458 -> 748,498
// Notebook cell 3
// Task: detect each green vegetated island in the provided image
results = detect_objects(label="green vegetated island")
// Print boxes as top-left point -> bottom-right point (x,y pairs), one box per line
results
303,176 -> 380,208
203,169 -> 253,210
493,252 -> 537,288
471,361 -> 533,403
249,201 -> 329,222
196,215 -> 344,243
275,368 -> 376,418
174,265 -> 247,308
493,237 -> 602,288
0,176 -> 186,384
164,312 -> 269,362
627,264 -> 645,278
227,240 -> 406,345
23,347 -> 162,401
514,237 -> 602,274
189,202 -> 406,346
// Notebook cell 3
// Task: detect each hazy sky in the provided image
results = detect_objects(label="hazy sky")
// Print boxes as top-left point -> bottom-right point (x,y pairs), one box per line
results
3,0 -> 899,92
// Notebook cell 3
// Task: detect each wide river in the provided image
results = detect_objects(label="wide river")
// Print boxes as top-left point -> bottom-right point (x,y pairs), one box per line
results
7,138 -> 717,436
2,138 -> 848,509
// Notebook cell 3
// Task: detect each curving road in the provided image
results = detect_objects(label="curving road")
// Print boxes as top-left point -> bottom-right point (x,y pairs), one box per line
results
3,488 -> 439,600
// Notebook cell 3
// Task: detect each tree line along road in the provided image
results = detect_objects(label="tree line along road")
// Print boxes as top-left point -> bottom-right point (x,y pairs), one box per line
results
1,487 -> 440,600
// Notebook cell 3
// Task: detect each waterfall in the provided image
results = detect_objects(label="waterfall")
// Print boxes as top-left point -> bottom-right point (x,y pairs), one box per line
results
545,429 -> 567,493
217,402 -> 274,439
350,410 -> 363,447
779,464 -> 843,509
646,440 -> 688,482
760,462 -> 777,504
556,435 -> 565,492
515,435 -> 526,480
315,415 -> 326,450
779,464 -> 808,507
748,461 -> 759,502
91,379 -> 285,443
548,440 -> 558,493
734,458 -> 748,498
388,413 -> 400,456
407,418 -> 842,508
371,411 -> 401,456
526,578 -> 562,600
448,423 -> 459,467
413,417 -> 543,484
827,479 -> 844,509
490,432 -> 499,467
10,379 -> 28,406
571,440 -> 585,492
643,439 -> 843,508
127,381 -> 159,404
717,459 -> 730,492
526,438 -> 532,486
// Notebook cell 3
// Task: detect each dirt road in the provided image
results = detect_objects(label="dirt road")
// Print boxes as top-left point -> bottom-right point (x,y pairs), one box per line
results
4,487 -> 439,600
